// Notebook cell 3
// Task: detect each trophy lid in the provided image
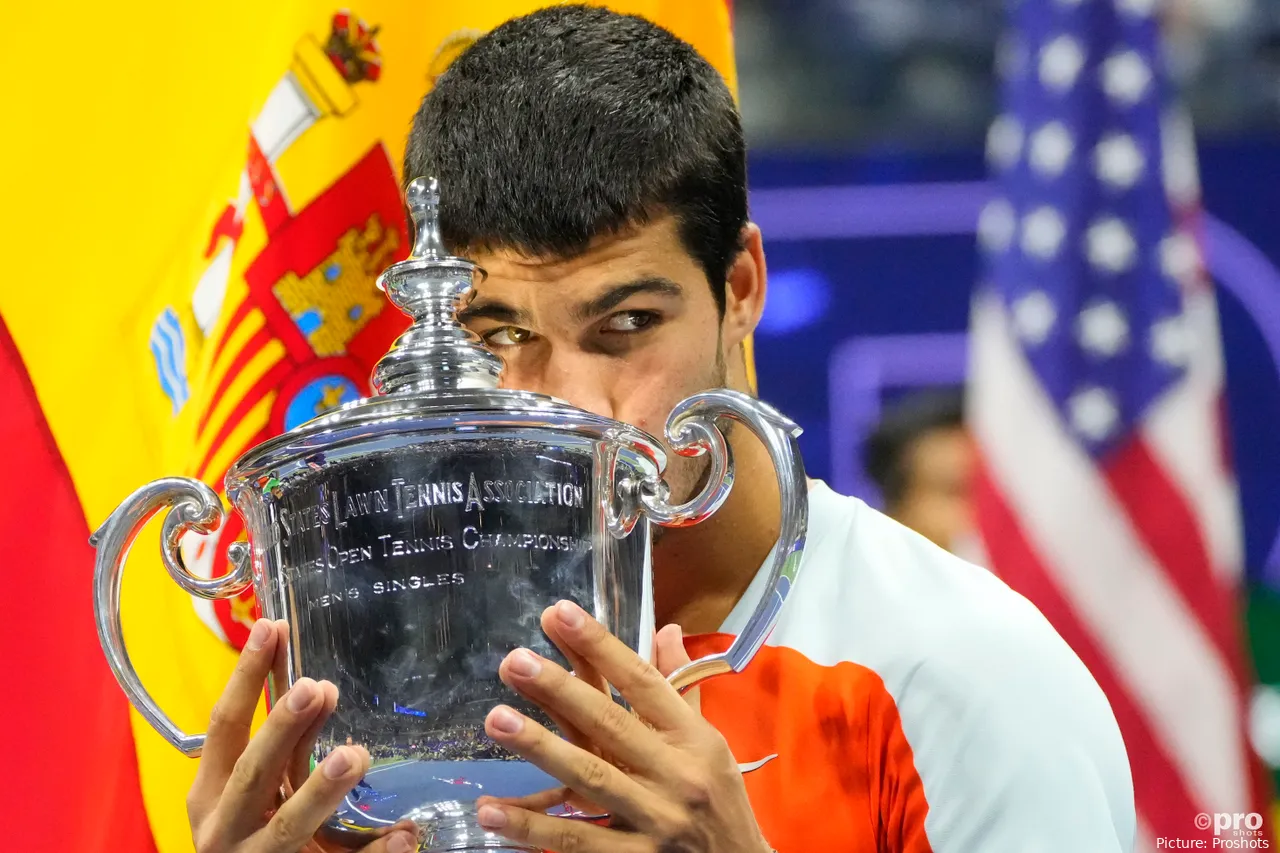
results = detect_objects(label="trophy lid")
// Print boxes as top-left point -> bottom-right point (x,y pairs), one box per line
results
225,177 -> 666,487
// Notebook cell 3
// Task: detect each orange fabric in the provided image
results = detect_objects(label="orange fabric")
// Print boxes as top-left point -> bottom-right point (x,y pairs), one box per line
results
686,633 -> 936,853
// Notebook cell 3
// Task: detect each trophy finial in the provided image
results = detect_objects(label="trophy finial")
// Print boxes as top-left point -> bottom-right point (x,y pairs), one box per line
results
371,177 -> 503,395
405,176 -> 447,260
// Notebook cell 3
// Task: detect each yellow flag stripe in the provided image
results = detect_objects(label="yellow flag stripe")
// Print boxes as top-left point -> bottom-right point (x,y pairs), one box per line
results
190,340 -> 286,467
194,308 -> 268,420
199,393 -> 278,489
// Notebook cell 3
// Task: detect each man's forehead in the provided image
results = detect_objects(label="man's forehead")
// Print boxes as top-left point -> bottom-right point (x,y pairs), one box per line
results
467,214 -> 690,285
461,274 -> 686,327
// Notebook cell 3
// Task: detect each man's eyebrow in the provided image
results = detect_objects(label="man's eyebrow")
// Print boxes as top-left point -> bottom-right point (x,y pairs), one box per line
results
457,300 -> 530,325
571,277 -> 684,323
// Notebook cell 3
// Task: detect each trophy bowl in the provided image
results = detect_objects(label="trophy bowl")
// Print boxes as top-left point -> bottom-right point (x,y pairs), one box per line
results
91,178 -> 807,852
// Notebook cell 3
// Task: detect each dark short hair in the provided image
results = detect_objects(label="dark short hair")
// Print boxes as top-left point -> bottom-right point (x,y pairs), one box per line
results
403,4 -> 746,313
863,388 -> 966,508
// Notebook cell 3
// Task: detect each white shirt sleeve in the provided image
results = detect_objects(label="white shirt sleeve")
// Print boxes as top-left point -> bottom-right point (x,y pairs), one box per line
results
891,594 -> 1137,853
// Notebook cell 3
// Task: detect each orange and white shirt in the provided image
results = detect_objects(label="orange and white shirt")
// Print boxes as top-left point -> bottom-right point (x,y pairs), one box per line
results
687,481 -> 1136,852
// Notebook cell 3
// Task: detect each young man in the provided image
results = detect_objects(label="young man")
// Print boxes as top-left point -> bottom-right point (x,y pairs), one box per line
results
184,7 -> 1136,853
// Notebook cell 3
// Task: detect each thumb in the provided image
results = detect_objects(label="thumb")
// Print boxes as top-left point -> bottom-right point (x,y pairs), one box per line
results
355,820 -> 419,853
653,623 -> 700,715
653,623 -> 691,676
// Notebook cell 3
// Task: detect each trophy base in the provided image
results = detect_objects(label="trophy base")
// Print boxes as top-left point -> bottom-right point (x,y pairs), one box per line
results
324,800 -> 604,852
412,803 -> 540,852
319,759 -> 576,852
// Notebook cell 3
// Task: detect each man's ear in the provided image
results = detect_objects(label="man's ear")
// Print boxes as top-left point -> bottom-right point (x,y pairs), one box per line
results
721,224 -> 765,391
722,223 -> 766,350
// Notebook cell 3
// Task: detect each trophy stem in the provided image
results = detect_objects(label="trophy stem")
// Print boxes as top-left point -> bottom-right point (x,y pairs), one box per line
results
371,177 -> 504,394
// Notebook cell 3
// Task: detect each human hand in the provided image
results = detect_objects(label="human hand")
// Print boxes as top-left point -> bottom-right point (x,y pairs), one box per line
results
185,618 -> 418,853
475,601 -> 772,853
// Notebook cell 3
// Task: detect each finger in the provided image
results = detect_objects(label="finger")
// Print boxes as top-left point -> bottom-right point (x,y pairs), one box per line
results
478,785 -> 607,817
541,705 -> 594,764
289,679 -> 338,792
477,802 -> 650,853
211,677 -> 333,840
247,744 -> 370,853
651,624 -> 690,678
542,606 -> 608,694
355,820 -> 419,853
541,607 -> 608,752
191,618 -> 280,805
499,648 -> 675,778
484,704 -> 670,831
269,620 -> 298,788
358,830 -> 419,853
653,624 -> 699,716
549,600 -> 694,731
265,620 -> 335,794
477,787 -> 571,811
269,620 -> 291,705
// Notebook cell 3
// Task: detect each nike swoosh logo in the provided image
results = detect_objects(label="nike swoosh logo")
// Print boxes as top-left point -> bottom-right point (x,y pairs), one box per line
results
737,753 -> 779,774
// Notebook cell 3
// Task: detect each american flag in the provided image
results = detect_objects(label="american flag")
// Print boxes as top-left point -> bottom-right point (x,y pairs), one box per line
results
969,0 -> 1270,846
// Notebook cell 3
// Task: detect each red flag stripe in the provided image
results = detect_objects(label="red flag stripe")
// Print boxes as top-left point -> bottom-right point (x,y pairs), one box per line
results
194,359 -> 292,482
975,457 -> 1209,838
208,427 -> 272,504
1110,438 -> 1262,822
1103,438 -> 1249,685
203,203 -> 244,259
197,323 -> 273,436
209,295 -> 256,368
0,318 -> 158,853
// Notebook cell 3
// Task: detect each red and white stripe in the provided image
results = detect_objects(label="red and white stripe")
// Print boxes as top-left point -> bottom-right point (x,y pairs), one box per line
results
1153,108 -> 1243,587
968,98 -> 1267,847
969,284 -> 1259,845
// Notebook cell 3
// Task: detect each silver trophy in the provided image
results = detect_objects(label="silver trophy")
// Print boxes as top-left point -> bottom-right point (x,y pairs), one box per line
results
92,177 -> 807,852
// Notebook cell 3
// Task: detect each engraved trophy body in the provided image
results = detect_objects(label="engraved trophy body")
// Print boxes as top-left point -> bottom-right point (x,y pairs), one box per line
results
92,178 -> 807,852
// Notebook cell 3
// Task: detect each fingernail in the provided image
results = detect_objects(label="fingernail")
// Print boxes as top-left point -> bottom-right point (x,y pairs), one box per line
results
477,804 -> 508,829
557,600 -> 585,629
507,648 -> 542,679
659,623 -> 685,644
287,679 -> 316,712
322,746 -> 353,779
246,619 -> 270,651
387,831 -> 415,853
490,706 -> 524,735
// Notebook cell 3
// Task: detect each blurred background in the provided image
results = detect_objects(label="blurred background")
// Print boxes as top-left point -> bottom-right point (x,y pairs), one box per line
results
737,0 -> 1280,811
3,1 -> 1278,850
736,0 -> 1280,147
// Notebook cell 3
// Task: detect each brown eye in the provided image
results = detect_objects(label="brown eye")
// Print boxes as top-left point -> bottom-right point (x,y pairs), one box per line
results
602,311 -> 657,333
483,326 -> 535,346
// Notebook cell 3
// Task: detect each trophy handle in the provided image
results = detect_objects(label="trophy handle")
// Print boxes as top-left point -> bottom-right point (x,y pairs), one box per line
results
90,477 -> 253,757
636,389 -> 807,692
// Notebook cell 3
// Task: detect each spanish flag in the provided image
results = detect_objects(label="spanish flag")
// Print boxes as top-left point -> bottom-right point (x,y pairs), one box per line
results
0,3 -> 736,852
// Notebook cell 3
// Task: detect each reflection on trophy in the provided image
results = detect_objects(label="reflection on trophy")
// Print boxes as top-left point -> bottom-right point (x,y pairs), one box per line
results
92,178 -> 808,852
